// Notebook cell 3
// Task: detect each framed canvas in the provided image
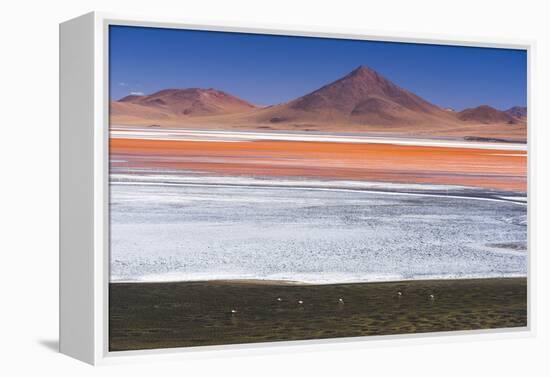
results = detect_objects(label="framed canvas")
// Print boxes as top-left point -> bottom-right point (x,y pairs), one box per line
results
59,12 -> 534,365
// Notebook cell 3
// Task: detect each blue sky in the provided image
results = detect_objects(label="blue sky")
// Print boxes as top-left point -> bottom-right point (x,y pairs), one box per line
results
109,25 -> 527,111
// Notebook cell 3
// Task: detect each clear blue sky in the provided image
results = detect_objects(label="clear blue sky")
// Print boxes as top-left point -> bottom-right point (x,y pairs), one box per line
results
109,25 -> 527,111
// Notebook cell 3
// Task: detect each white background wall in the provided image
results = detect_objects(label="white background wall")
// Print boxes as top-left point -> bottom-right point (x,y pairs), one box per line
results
1,0 -> 548,375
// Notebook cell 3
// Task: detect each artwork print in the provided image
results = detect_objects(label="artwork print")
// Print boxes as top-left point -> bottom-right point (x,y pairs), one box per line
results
108,26 -> 528,351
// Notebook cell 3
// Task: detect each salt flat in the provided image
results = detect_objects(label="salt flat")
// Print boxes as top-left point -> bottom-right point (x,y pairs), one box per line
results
109,175 -> 527,284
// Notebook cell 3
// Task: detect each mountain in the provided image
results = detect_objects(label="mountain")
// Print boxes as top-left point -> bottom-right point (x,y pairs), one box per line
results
247,66 -> 458,127
114,88 -> 257,117
290,66 -> 440,114
110,66 -> 526,142
505,106 -> 527,120
118,94 -> 145,102
457,105 -> 518,124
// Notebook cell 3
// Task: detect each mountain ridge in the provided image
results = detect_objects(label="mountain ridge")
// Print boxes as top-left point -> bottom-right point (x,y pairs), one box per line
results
505,106 -> 527,120
110,66 -> 526,141
116,88 -> 258,117
457,105 -> 519,124
246,65 -> 460,127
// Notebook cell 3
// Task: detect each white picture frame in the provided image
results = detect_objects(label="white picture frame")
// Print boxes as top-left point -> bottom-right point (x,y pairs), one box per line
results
59,11 -> 535,365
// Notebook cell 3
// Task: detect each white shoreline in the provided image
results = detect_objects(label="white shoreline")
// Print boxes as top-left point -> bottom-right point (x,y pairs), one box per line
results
110,126 -> 527,151
110,179 -> 528,206
110,274 -> 528,285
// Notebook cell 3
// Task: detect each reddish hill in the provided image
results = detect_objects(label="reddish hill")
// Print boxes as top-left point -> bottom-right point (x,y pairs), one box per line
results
291,66 -> 440,114
505,106 -> 527,120
458,105 -> 518,124
116,88 -> 257,117
110,101 -> 173,122
118,94 -> 145,102
246,66 -> 459,127
109,66 -> 526,142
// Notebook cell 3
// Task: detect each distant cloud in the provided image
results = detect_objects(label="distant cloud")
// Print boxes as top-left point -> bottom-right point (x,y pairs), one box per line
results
130,91 -> 144,96
118,82 -> 128,87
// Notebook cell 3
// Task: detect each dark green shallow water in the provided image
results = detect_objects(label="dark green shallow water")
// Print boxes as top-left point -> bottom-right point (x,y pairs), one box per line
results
109,278 -> 527,351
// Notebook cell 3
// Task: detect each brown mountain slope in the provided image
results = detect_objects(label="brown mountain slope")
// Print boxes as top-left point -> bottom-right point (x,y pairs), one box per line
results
457,105 -> 518,124
246,66 -> 459,127
505,106 -> 527,121
110,101 -> 177,124
291,66 -> 440,114
109,67 -> 526,142
115,88 -> 257,117
118,94 -> 145,103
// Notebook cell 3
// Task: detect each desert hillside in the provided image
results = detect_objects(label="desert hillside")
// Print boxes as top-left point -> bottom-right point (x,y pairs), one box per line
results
111,88 -> 257,124
246,66 -> 459,127
505,106 -> 527,121
458,105 -> 518,124
110,66 -> 526,142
